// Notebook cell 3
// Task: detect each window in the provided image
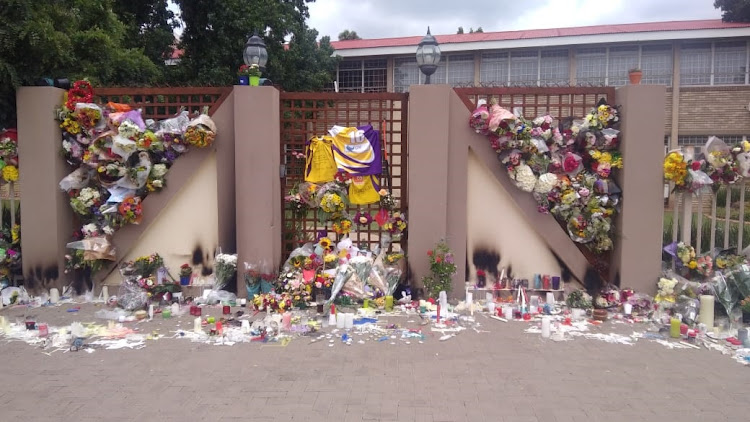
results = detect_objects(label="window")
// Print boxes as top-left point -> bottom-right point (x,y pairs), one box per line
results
337,59 -> 387,92
714,41 -> 746,85
394,57 -> 419,93
480,52 -> 509,85
576,48 -> 607,86
680,41 -> 748,86
608,46 -> 639,86
509,50 -> 539,86
540,50 -> 569,86
446,54 -> 475,86
641,45 -> 673,85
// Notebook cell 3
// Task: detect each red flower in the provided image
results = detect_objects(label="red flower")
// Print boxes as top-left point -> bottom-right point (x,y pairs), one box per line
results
691,161 -> 702,171
563,154 -> 580,173
477,270 -> 486,277
427,250 -> 433,256
436,257 -> 442,263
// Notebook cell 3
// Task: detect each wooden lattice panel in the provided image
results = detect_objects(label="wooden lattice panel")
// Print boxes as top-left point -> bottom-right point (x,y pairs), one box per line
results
280,92 -> 408,257
93,87 -> 231,120
453,87 -> 617,119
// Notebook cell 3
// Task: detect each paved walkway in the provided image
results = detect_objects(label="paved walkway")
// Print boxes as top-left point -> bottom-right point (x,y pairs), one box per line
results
0,303 -> 748,422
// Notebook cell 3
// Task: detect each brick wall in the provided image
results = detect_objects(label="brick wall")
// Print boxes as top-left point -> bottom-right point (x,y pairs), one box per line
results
678,86 -> 750,135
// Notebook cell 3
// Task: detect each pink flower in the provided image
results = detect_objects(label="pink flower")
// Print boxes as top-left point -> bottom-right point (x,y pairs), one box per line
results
563,154 -> 580,173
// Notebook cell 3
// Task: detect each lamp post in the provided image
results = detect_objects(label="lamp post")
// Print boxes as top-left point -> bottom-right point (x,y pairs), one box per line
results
243,32 -> 268,70
416,27 -> 441,84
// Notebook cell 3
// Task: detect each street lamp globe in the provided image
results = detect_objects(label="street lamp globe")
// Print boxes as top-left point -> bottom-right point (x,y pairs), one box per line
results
416,27 -> 441,84
243,32 -> 268,70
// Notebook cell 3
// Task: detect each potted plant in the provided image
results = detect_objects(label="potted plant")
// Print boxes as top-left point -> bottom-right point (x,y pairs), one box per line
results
566,288 -> 593,320
628,68 -> 642,85
741,296 -> 750,324
421,240 -> 457,299
179,263 -> 192,286
237,65 -> 251,85
242,64 -> 262,86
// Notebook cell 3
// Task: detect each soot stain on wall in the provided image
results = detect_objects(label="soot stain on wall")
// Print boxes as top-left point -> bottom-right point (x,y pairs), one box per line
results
472,247 -> 500,278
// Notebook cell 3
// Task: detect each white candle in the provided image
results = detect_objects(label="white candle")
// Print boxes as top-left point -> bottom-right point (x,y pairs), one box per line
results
504,306 -> 513,320
241,320 -> 251,334
487,302 -> 496,315
49,288 -> 60,304
623,303 -> 633,315
545,292 -> 555,305
699,295 -> 714,329
336,314 -> 346,329
345,313 -> 354,329
148,304 -> 154,320
102,286 -> 109,301
541,317 -> 551,338
193,317 -> 202,334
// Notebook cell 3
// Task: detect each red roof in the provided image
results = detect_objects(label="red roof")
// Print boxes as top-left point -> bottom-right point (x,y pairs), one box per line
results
330,19 -> 750,50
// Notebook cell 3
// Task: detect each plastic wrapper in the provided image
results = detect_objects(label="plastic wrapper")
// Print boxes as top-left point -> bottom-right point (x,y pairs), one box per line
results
469,104 -> 490,135
202,290 -> 237,305
185,114 -> 217,148
675,295 -> 699,325
712,271 -> 740,323
349,256 -> 373,287
341,271 -> 370,300
626,293 -> 653,316
723,264 -> 750,299
59,167 -> 92,192
282,243 -> 315,271
594,284 -> 621,309
108,110 -> 146,132
66,237 -> 116,261
154,110 -> 190,136
1,286 -> 29,306
245,260 -> 275,297
117,279 -> 148,311
368,265 -> 388,295
487,105 -> 516,133
94,308 -> 131,321
705,136 -> 730,168
112,135 -> 137,161
736,152 -> 750,178
385,266 -> 403,296
688,169 -> 712,193
326,264 -> 354,307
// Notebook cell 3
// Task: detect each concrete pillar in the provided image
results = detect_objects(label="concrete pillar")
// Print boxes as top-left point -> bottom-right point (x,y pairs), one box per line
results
234,86 -> 282,297
17,87 -> 71,291
407,85 -> 467,299
610,85 -> 667,295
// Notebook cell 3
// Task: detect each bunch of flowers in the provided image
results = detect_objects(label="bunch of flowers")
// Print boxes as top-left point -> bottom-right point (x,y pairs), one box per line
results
65,81 -> 94,111
70,187 -> 102,215
675,242 -> 696,268
285,192 -> 308,217
315,272 -> 333,289
655,277 -> 677,304
118,197 -> 143,225
179,263 -> 192,278
354,211 -> 373,226
253,292 -> 293,313
470,99 -> 622,254
138,276 -> 157,291
184,125 -> 215,148
334,170 -> 352,187
238,64 -> 261,77
331,218 -> 352,235
421,240 -> 457,298
715,253 -> 748,270
320,191 -> 346,214
664,151 -> 688,186
2,165 -> 18,183
695,255 -> 713,277
378,189 -> 396,210
381,211 -> 407,236
214,253 -> 238,290
566,289 -> 593,309
133,253 -> 164,277
278,268 -> 312,305
385,253 -> 404,265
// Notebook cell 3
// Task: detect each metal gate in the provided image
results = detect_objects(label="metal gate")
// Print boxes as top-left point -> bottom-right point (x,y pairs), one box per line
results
279,92 -> 409,257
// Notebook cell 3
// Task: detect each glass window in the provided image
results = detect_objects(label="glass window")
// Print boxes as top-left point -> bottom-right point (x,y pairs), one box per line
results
540,49 -> 569,86
394,57 -> 419,93
447,54 -> 475,87
337,60 -> 363,92
714,41 -> 746,85
509,50 -> 538,86
576,47 -> 606,86
607,46 -> 639,86
680,43 -> 712,86
641,45 -> 673,86
480,52 -> 509,85
363,59 -> 387,92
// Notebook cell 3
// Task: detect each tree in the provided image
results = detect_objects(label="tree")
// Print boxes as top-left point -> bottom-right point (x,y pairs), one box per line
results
174,0 -> 337,91
0,0 -> 162,129
457,27 -> 464,34
474,27 -> 484,33
714,0 -> 750,22
112,0 -> 178,64
338,29 -> 361,40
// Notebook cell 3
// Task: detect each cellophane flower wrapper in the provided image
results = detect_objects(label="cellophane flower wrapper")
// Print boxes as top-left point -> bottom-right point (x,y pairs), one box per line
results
213,253 -> 237,291
66,237 -> 116,261
385,266 -> 403,296
712,271 -> 740,320
722,263 -> 750,299
282,243 -> 315,271
154,111 -> 190,137
688,169 -> 713,194
342,269 -> 370,300
245,260 -> 274,297
326,264 -> 354,308
59,167 -> 92,192
369,264 -> 388,295
349,255 -> 373,291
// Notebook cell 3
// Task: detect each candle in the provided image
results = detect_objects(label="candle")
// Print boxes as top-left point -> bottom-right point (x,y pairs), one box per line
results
738,328 -> 749,345
530,296 -> 540,314
216,321 -> 223,335
223,305 -> 231,315
551,276 -> 561,290
436,304 -> 441,324
241,320 -> 251,334
240,298 -> 247,307
207,316 -> 215,324
49,288 -> 60,304
363,299 -> 370,308
148,305 -> 154,320
699,295 -> 715,329
162,308 -> 172,318
385,295 -> 394,312
680,323 -> 688,335
345,313 -> 354,329
542,275 -> 551,290
329,312 -> 337,327
38,323 -> 49,338
282,312 -> 292,331
193,317 -> 202,334
623,303 -> 633,315
541,317 -> 551,338
487,301 -> 496,315
102,286 -> 109,301
504,306 -> 513,320
533,274 -> 542,289
171,303 -> 180,316
670,318 -> 681,338
336,313 -> 346,329
546,292 -> 555,305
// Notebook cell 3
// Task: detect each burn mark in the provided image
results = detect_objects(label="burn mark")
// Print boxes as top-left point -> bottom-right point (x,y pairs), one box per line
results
201,266 -> 213,276
191,246 -> 204,266
549,250 -> 574,284
472,247 -> 500,278
612,271 -> 621,288
44,265 -> 59,282
583,266 -> 601,293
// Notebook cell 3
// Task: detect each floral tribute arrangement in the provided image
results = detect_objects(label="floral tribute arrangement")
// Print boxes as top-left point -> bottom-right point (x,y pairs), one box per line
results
56,81 -> 217,278
421,240 -> 457,299
664,136 -> 750,193
0,129 -> 20,285
470,100 -> 622,254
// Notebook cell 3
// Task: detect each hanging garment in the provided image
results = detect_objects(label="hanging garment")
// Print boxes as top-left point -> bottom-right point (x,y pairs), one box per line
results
349,175 -> 381,205
330,125 -> 381,176
304,136 -> 338,184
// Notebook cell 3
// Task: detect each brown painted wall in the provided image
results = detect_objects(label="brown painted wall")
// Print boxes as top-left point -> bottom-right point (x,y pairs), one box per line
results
234,87 -> 282,297
17,87 -> 71,290
213,92 -> 237,253
611,85 -> 667,295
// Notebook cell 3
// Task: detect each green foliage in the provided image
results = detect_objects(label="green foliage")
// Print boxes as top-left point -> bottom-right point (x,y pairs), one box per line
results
420,240 -> 457,299
112,0 -> 178,64
174,0 -> 337,90
337,30 -> 361,40
714,0 -> 750,22
0,0 -> 163,129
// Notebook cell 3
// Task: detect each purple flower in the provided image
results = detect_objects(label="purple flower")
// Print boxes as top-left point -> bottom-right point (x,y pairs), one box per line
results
317,230 -> 328,240
445,253 -> 454,264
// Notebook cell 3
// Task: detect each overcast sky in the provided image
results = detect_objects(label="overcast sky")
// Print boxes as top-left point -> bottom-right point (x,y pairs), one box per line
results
308,0 -> 722,40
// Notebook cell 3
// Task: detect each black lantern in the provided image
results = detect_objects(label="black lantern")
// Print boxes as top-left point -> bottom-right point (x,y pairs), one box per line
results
243,32 -> 268,70
416,27 -> 441,84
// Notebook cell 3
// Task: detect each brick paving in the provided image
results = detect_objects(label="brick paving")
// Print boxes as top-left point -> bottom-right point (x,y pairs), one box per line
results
1,303 -> 749,421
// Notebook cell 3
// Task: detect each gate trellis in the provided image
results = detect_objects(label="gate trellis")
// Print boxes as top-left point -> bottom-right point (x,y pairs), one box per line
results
279,92 -> 408,257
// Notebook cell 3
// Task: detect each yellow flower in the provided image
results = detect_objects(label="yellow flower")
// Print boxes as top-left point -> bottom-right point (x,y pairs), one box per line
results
2,165 -> 18,182
744,140 -> 750,152
379,189 -> 388,196
319,238 -> 332,249
688,260 -> 697,269
324,254 -> 337,263
589,150 -> 601,160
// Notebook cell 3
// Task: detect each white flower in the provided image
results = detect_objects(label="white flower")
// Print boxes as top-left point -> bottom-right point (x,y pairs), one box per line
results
151,164 -> 168,178
118,121 -> 141,139
533,116 -> 545,126
512,164 -> 537,192
152,180 -> 163,188
82,223 -> 98,237
62,140 -> 72,152
534,173 -> 559,194
541,129 -> 552,140
103,225 -> 114,235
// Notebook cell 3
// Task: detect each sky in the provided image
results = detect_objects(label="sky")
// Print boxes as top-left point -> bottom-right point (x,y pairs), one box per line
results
307,0 -> 722,40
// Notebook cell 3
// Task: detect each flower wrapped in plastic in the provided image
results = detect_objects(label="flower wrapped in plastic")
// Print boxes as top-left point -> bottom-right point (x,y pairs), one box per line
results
184,112 -> 217,148
214,253 -> 237,291
326,263 -> 354,308
469,103 -> 490,135
66,236 -> 117,262
245,260 -> 275,298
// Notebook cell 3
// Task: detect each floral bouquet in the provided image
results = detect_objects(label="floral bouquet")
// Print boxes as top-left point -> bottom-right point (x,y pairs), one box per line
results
214,253 -> 237,291
70,187 -> 102,216
278,268 -> 312,305
378,189 -> 396,210
331,218 -> 353,235
133,253 -> 164,277
421,240 -> 457,298
253,292 -> 293,313
146,163 -> 168,192
655,277 -> 677,305
594,284 -> 621,309
118,196 -> 143,225
285,191 -> 308,217
326,264 -> 355,308
244,260 -> 275,297
469,103 -> 490,135
238,64 -> 261,78
566,289 -> 593,309
381,211 -> 407,236
353,210 -> 373,226
184,110 -> 217,148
